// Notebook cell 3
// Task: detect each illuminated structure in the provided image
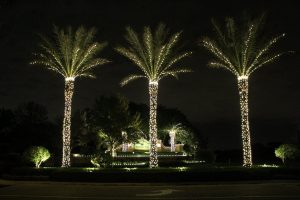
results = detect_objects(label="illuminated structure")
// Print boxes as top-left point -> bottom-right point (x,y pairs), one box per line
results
116,138 -> 185,153
169,130 -> 176,152
116,24 -> 192,168
201,16 -> 286,167
122,131 -> 128,152
31,26 -> 109,167
167,124 -> 186,152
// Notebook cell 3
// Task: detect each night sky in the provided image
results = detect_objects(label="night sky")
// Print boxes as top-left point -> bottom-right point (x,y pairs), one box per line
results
0,0 -> 299,150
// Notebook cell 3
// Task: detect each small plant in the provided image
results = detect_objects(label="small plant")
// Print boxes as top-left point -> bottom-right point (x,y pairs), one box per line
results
275,144 -> 299,164
23,146 -> 51,168
90,152 -> 112,168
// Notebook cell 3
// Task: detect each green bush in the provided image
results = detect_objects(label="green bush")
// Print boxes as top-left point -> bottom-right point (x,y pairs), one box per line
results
90,153 -> 112,168
275,144 -> 299,164
23,146 -> 51,168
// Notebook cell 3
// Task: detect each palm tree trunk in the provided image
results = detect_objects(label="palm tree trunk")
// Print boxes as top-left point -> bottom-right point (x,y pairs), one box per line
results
149,81 -> 159,168
61,78 -> 75,167
237,76 -> 252,167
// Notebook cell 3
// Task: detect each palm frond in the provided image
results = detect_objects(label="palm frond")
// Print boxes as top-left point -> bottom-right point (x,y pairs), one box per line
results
120,74 -> 146,86
31,26 -> 109,79
160,68 -> 192,80
247,33 -> 286,74
201,15 -> 287,78
116,24 -> 192,84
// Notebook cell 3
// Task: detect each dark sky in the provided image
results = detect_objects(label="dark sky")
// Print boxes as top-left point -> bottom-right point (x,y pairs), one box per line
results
0,0 -> 300,150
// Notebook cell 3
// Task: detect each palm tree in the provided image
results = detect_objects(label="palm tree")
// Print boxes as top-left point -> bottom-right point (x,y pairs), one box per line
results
116,24 -> 192,168
165,123 -> 188,152
200,16 -> 286,167
31,26 -> 109,167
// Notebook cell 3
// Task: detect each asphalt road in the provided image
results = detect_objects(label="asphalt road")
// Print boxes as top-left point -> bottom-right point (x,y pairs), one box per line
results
0,180 -> 300,200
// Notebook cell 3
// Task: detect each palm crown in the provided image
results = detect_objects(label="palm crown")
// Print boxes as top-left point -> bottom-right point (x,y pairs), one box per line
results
115,24 -> 192,86
201,16 -> 286,77
31,26 -> 109,79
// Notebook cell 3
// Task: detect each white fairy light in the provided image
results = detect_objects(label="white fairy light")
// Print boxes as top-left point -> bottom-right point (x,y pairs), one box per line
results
65,76 -> 75,81
237,75 -> 248,80
61,78 -> 74,167
238,76 -> 252,167
149,81 -> 159,168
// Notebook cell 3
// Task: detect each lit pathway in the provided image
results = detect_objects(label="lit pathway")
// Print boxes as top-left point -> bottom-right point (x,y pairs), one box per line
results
0,180 -> 300,199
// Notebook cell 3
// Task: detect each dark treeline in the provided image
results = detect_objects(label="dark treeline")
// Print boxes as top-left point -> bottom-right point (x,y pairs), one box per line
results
0,95 -> 207,166
1,98 -> 294,167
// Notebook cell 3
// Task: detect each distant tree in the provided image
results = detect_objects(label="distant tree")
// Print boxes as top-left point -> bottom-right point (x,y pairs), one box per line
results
275,144 -> 299,164
12,102 -> 57,153
23,146 -> 51,168
116,24 -> 192,167
129,103 -> 149,139
72,109 -> 103,154
31,26 -> 110,167
80,95 -> 143,157
0,108 -> 15,152
162,123 -> 191,152
14,102 -> 48,124
200,15 -> 287,167
130,102 -> 204,151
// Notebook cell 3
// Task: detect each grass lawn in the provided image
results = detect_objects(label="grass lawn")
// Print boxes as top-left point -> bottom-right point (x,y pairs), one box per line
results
2,165 -> 300,182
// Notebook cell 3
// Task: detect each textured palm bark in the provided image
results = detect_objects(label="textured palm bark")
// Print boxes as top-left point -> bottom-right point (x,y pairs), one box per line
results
61,79 -> 74,167
149,82 -> 158,168
238,77 -> 252,167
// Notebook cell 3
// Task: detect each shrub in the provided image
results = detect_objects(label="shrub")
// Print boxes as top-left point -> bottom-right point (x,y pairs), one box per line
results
23,146 -> 51,168
90,152 -> 112,168
275,144 -> 299,164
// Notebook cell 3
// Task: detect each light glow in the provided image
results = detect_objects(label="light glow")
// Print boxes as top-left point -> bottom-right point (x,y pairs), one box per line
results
259,164 -> 279,168
175,167 -> 188,172
65,77 -> 75,81
149,81 -> 158,85
237,75 -> 248,80
124,167 -> 138,172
